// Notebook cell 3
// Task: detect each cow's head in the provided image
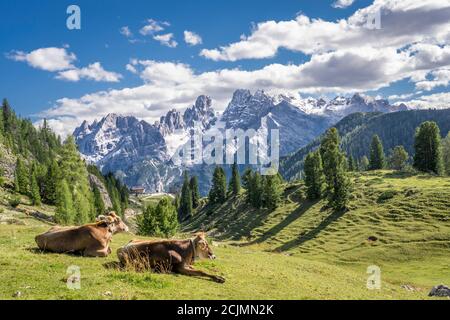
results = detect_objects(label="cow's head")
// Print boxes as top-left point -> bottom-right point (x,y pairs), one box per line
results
193,232 -> 216,260
97,212 -> 129,234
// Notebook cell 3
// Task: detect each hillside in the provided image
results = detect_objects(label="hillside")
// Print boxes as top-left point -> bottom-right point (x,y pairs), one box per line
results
0,182 -> 433,300
184,171 -> 450,290
280,109 -> 450,181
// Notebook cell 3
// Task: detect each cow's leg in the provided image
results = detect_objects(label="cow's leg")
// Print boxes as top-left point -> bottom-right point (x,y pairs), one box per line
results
84,245 -> 109,257
175,264 -> 225,283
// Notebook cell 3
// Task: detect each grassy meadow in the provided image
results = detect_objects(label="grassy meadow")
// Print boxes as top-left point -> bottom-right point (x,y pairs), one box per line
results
1,171 -> 449,300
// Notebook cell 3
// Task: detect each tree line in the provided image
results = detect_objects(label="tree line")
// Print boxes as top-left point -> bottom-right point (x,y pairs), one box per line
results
0,99 -> 129,225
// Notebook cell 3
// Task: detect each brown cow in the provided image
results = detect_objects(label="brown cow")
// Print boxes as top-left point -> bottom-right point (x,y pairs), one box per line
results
117,232 -> 225,283
35,212 -> 128,257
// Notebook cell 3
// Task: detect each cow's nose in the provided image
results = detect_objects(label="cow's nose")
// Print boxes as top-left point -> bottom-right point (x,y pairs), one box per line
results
210,255 -> 216,260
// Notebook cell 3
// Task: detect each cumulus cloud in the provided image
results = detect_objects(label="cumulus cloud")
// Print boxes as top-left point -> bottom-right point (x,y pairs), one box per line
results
56,62 -> 122,82
39,41 -> 450,137
7,47 -> 76,71
8,47 -> 122,83
200,0 -> 450,61
153,33 -> 178,48
332,0 -> 355,9
140,19 -> 169,36
184,31 -> 203,46
398,92 -> 450,109
120,26 -> 133,38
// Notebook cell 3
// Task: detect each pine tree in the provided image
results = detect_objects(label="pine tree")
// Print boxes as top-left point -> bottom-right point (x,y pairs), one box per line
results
228,162 -> 241,196
388,146 -> 409,170
442,132 -> 450,176
360,156 -> 370,171
242,167 -> 252,191
179,172 -> 193,221
55,179 -> 74,225
413,121 -> 444,175
42,160 -> 59,204
14,158 -> 28,194
304,151 -> 324,200
208,166 -> 227,205
248,171 -> 263,208
93,185 -> 106,216
369,135 -> 385,170
262,174 -> 283,210
320,128 -> 351,211
189,176 -> 200,209
137,198 -> 179,237
348,155 -> 356,172
59,136 -> 95,223
30,164 -> 41,206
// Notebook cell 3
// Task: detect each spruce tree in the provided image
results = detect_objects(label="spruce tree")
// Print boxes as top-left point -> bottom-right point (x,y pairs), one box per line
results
189,176 -> 200,209
138,198 -> 179,237
228,162 -> 241,196
304,151 -> 324,200
262,174 -> 283,210
42,160 -> 59,204
348,155 -> 356,172
249,171 -> 263,208
208,166 -> 227,205
369,135 -> 385,170
55,179 -> 74,225
30,165 -> 41,206
388,146 -> 409,170
179,172 -> 193,221
413,121 -> 444,175
93,185 -> 106,216
320,128 -> 351,211
442,132 -> 450,176
14,158 -> 28,194
360,156 -> 370,171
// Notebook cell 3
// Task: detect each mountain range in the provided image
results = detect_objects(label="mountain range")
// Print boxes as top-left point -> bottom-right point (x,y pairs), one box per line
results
73,89 -> 413,194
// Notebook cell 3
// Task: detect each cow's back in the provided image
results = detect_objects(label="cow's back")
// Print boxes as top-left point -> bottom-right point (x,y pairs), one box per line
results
35,226 -> 97,253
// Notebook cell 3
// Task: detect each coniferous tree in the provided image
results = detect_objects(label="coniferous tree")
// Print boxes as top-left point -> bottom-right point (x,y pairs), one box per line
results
93,185 -> 106,216
442,132 -> 450,176
348,155 -> 356,172
138,198 -> 179,237
189,176 -> 200,209
14,158 -> 28,194
208,166 -> 227,205
320,128 -> 351,211
304,151 -> 324,200
413,121 -> 444,175
179,172 -> 193,221
30,164 -> 41,206
388,146 -> 409,170
42,160 -> 59,204
369,135 -> 385,170
241,167 -> 252,191
248,171 -> 263,208
360,156 -> 370,171
228,162 -> 241,196
262,174 -> 283,210
55,179 -> 74,225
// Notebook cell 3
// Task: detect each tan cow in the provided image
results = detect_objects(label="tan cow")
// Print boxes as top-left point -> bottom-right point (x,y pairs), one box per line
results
35,212 -> 128,257
117,232 -> 225,283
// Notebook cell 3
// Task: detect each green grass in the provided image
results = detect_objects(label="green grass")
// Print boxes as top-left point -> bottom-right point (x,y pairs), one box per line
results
0,171 -> 449,300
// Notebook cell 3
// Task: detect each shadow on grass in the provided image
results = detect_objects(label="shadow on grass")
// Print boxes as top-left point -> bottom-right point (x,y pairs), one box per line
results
243,200 -> 318,246
274,208 -> 348,252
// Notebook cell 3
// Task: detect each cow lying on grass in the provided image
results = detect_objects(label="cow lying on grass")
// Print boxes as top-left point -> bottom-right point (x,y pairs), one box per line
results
117,232 -> 226,283
35,212 -> 128,257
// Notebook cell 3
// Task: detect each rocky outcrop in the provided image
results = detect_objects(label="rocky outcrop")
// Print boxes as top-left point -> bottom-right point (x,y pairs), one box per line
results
88,174 -> 113,209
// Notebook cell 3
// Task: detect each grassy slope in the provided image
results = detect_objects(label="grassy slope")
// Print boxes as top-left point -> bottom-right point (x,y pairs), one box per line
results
0,171 -> 448,300
185,171 -> 450,291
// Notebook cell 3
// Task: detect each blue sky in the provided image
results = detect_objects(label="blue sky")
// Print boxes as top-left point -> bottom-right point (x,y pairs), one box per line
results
1,0 -> 449,135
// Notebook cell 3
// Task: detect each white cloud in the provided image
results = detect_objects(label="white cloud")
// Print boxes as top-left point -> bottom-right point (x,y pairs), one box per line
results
7,47 -> 76,71
184,31 -> 203,46
120,26 -> 133,38
8,47 -> 122,83
140,19 -> 169,36
200,0 -> 450,61
332,0 -> 355,9
56,62 -> 122,82
153,33 -> 178,48
398,92 -> 450,109
40,44 -> 449,136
